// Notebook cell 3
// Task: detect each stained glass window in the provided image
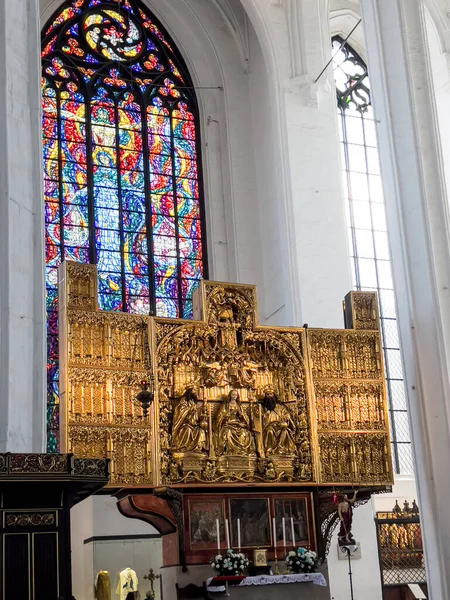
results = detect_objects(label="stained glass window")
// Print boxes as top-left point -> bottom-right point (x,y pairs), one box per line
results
42,0 -> 206,452
332,37 -> 413,474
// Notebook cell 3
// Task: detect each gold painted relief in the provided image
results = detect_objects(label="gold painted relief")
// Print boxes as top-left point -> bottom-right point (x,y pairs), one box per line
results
59,263 -> 393,488
155,282 -> 313,484
59,263 -> 152,487
310,296 -> 393,485
344,291 -> 380,330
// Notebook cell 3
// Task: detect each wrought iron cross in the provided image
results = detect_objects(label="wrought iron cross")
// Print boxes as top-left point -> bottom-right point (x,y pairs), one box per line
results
143,568 -> 161,600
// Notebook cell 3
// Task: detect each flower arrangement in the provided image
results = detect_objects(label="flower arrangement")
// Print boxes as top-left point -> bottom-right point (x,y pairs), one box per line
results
285,547 -> 318,574
211,549 -> 249,576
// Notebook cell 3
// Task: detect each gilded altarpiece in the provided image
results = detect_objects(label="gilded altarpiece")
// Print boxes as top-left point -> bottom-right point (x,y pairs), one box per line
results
156,282 -> 313,484
310,330 -> 390,485
59,262 -> 393,488
59,263 -> 153,486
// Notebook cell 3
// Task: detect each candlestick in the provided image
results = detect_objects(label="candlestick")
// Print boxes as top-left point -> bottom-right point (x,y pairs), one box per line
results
282,517 -> 286,549
272,516 -> 279,574
225,518 -> 231,549
237,518 -> 241,552
258,404 -> 265,458
273,556 -> 280,575
208,403 -> 216,459
291,517 -> 296,549
216,519 -> 220,553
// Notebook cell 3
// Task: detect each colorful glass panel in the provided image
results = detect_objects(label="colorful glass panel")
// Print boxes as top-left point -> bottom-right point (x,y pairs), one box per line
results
42,0 -> 205,450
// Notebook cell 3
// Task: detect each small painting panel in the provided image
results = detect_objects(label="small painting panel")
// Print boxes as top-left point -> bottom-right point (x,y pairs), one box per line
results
273,497 -> 309,547
188,499 -> 225,551
253,548 -> 268,566
229,498 -> 271,548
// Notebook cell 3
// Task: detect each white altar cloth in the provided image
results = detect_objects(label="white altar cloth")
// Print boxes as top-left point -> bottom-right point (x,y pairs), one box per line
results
207,573 -> 327,593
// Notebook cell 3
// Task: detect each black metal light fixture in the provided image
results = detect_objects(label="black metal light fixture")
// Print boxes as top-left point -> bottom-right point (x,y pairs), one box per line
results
128,322 -> 155,418
135,379 -> 155,418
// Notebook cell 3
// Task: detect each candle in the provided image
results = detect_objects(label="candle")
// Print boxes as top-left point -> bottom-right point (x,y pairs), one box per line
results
282,517 -> 286,548
237,518 -> 241,552
225,518 -> 231,549
208,404 -> 212,451
272,517 -> 277,549
216,519 -> 221,552
291,517 -> 296,548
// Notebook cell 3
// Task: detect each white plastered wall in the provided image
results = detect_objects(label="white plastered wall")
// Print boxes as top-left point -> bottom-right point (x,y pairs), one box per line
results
71,496 -> 161,600
242,0 -> 352,328
247,22 -> 294,324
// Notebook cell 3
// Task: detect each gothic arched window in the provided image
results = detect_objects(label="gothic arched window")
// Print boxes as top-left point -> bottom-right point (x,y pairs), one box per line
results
332,37 -> 412,474
42,0 -> 206,451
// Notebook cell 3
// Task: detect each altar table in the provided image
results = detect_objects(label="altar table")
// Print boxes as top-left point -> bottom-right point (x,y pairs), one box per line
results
207,573 -> 329,599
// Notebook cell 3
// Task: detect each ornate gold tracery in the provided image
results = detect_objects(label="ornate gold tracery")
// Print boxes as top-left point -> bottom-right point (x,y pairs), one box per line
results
59,262 -> 393,488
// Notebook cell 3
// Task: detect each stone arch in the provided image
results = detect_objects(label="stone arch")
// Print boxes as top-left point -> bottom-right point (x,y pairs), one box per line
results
329,4 -> 366,60
424,0 -> 450,54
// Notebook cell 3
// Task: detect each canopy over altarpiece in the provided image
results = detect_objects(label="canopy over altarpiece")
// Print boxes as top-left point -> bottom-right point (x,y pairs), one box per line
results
58,262 -> 393,489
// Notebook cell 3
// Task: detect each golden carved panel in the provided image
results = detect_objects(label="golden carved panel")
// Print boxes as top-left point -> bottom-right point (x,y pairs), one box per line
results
69,426 -> 108,463
310,316 -> 392,485
67,311 -> 147,370
59,264 -> 393,488
344,291 -> 380,331
309,330 -> 382,380
67,368 -> 148,425
59,264 -> 153,486
62,262 -> 98,311
315,382 -> 385,431
318,432 -> 391,484
69,426 -> 152,487
155,282 -> 314,485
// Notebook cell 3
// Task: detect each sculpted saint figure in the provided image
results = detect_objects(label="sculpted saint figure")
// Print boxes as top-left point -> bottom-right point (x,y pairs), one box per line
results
218,305 -> 238,349
215,390 -> 255,456
338,490 -> 358,545
171,387 -> 207,453
262,388 -> 296,455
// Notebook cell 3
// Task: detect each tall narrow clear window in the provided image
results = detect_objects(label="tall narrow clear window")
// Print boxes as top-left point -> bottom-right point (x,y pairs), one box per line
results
332,37 -> 413,474
42,0 -> 206,451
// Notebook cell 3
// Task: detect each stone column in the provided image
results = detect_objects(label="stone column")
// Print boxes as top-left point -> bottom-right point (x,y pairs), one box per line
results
280,0 -> 353,328
0,0 -> 45,452
361,1 -> 450,597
